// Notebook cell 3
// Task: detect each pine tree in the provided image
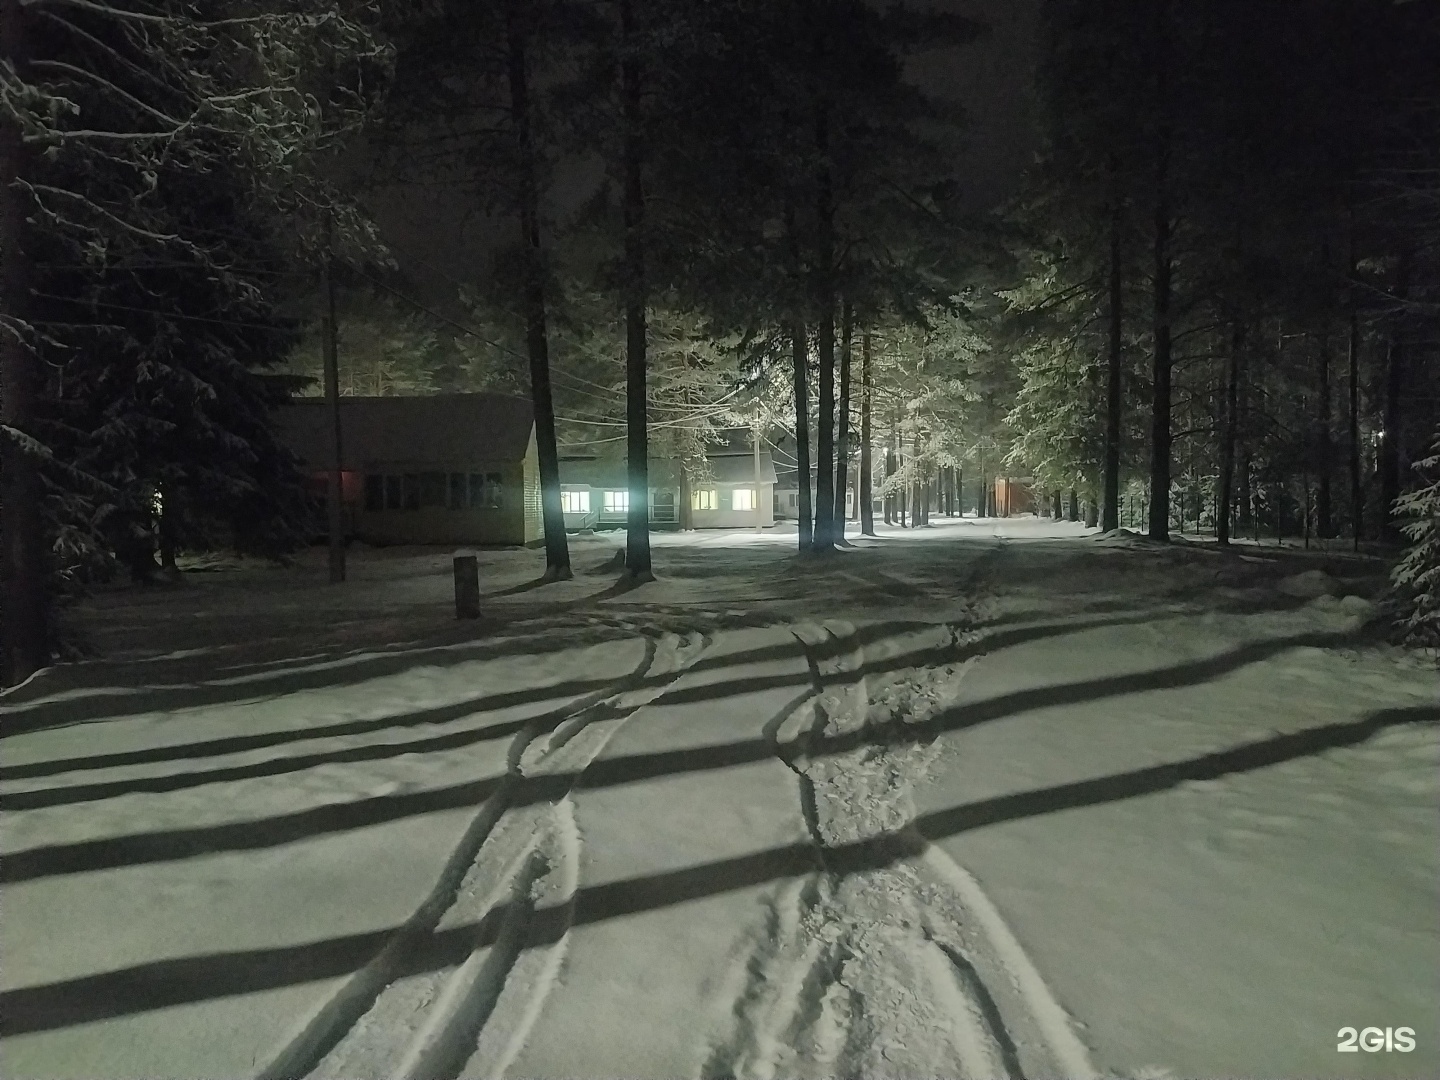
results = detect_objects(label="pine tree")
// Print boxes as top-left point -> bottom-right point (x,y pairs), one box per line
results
1393,428 -> 1440,646
1,0 -> 389,685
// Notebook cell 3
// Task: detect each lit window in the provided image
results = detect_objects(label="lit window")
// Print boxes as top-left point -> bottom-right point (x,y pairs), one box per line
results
562,489 -> 590,514
604,490 -> 629,513
692,489 -> 717,510
732,488 -> 756,512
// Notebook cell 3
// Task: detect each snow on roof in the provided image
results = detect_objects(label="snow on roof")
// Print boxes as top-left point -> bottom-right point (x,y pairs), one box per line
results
276,393 -> 535,469
557,451 -> 776,487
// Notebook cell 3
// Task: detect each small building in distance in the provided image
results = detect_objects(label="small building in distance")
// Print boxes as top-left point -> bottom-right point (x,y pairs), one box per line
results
994,476 -> 1036,517
558,437 -> 777,532
275,393 -> 542,546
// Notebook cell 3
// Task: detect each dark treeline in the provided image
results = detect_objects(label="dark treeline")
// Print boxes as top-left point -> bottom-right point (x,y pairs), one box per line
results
2,0 -> 1437,686
1006,0 -> 1439,551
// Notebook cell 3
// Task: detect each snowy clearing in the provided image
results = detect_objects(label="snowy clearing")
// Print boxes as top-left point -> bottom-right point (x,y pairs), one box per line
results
2,518 -> 1436,1079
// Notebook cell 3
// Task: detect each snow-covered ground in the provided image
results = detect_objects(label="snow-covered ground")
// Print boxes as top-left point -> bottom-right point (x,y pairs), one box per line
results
2,518 -> 1435,1079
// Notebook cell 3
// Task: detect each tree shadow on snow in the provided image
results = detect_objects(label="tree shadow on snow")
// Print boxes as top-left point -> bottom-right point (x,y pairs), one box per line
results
0,622 -> 1364,885
3,701 -> 1432,1039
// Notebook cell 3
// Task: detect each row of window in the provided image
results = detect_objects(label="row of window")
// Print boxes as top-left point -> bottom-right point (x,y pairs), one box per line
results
364,472 -> 504,513
560,488 -> 758,514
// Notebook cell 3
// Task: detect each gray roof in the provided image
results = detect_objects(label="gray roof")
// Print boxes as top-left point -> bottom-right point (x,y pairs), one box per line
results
276,394 -> 534,469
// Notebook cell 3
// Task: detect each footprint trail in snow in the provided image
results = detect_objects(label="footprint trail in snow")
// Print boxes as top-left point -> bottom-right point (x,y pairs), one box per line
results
704,619 -> 1098,1080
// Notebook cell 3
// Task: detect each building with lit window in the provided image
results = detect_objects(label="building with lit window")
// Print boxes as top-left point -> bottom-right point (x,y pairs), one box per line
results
275,393 -> 542,546
558,440 -> 776,532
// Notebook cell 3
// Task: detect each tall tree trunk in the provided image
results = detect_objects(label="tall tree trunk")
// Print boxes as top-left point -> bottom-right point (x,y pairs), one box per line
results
507,7 -> 571,580
1102,167 -> 1124,532
1,0 -> 46,686
321,228 -> 346,584
157,483 -> 178,573
1068,488 -> 1079,522
620,0 -> 651,580
1347,308 -> 1362,547
679,465 -> 692,530
883,416 -> 895,526
811,105 -> 836,551
1378,253 -> 1408,543
792,319 -> 812,550
1146,0 -> 1174,543
860,380 -> 874,530
833,298 -> 853,544
1216,322 -> 1243,545
1379,335 -> 1404,541
1314,330 -> 1333,538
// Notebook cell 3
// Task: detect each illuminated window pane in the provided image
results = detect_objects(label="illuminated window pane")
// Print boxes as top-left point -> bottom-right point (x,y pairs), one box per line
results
604,490 -> 629,513
691,489 -> 717,510
561,489 -> 590,514
732,488 -> 756,512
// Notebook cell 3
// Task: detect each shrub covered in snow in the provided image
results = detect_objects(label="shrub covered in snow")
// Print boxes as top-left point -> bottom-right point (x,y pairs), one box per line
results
1391,429 -> 1440,646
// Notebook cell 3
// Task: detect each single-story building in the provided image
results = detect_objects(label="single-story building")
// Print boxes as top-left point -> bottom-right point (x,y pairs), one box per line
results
558,448 -> 777,531
275,393 -> 542,546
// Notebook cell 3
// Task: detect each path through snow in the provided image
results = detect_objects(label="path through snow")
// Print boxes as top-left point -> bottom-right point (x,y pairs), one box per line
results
2,518 -> 1435,1079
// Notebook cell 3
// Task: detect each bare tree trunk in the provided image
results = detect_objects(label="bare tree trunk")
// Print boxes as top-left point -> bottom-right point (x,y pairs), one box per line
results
1216,322 -> 1242,545
1146,0 -> 1174,543
1102,165 -> 1124,532
620,0 -> 651,580
507,6 -> 571,580
1378,253 -> 1408,543
833,298 -> 852,545
883,415 -> 895,526
679,465 -> 692,531
1068,488 -> 1079,522
1379,334 -> 1404,542
321,229 -> 346,584
157,484 -> 179,573
1347,307 -> 1362,548
811,107 -> 835,551
1315,329 -> 1334,538
792,319 -> 812,550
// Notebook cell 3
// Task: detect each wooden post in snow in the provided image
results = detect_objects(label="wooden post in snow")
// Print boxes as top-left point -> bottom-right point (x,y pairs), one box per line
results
454,555 -> 480,619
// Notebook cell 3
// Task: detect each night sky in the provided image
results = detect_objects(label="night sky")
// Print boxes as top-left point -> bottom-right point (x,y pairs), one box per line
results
368,0 -> 1040,315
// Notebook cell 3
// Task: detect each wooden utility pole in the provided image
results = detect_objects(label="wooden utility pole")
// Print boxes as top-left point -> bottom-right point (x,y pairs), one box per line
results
753,424 -> 763,533
321,221 -> 345,584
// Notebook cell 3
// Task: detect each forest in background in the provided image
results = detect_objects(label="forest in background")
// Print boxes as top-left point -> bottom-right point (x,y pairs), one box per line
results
2,0 -> 1438,686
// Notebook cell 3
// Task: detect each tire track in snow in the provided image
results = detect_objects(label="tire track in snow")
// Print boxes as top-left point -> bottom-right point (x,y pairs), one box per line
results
252,631 -> 710,1080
